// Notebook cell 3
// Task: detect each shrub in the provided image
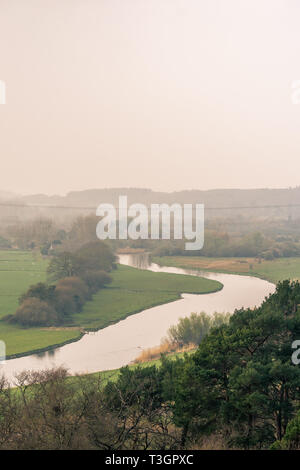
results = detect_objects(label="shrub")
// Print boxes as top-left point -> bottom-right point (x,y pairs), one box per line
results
19,283 -> 56,305
271,410 -> 300,450
10,298 -> 59,327
81,270 -> 112,295
47,252 -> 80,281
76,241 -> 116,274
53,290 -> 77,319
55,277 -> 89,314
167,311 -> 231,347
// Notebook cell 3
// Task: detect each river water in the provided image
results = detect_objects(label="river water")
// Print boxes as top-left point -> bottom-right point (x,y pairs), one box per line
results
0,254 -> 275,383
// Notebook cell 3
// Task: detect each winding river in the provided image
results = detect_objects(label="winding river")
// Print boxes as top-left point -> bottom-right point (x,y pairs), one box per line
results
0,254 -> 275,383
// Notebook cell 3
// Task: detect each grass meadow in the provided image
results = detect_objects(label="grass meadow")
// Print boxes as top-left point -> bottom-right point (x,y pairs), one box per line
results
0,251 -> 82,356
0,251 -> 222,357
152,256 -> 300,284
74,264 -> 223,329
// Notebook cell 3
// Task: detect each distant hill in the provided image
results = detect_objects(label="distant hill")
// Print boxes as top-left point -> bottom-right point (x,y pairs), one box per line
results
3,187 -> 300,220
13,186 -> 300,206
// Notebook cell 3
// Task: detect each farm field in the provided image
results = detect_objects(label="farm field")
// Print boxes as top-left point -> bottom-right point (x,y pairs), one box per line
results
152,256 -> 300,284
0,250 -> 82,357
0,250 -> 48,317
72,263 -> 223,329
0,250 -> 222,357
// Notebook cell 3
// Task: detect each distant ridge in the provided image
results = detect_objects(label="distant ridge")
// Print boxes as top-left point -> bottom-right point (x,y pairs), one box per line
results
11,187 -> 300,211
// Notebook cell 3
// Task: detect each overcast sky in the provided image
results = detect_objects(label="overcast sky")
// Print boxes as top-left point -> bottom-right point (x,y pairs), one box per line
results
0,0 -> 300,195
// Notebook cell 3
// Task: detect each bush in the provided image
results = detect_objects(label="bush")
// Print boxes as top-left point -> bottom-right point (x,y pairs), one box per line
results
271,410 -> 300,449
47,252 -> 80,281
9,298 -> 59,327
81,270 -> 112,295
55,277 -> 89,314
76,241 -> 116,274
19,283 -> 56,305
53,290 -> 77,319
168,311 -> 231,347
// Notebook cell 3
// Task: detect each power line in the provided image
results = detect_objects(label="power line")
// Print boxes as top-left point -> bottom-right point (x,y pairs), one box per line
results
0,202 -> 300,211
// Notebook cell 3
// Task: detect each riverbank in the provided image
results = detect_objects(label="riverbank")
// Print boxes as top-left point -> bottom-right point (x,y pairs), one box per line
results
5,330 -> 85,360
72,264 -> 223,330
152,256 -> 300,284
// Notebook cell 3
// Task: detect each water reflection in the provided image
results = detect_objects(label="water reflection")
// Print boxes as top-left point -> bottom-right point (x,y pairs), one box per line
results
35,349 -> 58,359
125,252 -> 151,269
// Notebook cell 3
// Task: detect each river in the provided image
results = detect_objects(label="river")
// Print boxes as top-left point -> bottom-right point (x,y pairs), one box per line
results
0,254 -> 275,383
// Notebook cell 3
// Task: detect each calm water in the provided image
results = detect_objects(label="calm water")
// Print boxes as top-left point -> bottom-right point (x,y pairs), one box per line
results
0,254 -> 275,383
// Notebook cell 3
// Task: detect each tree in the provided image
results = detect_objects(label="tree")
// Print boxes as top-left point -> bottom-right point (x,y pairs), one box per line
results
19,282 -> 56,305
167,311 -> 231,347
272,409 -> 300,449
54,277 -> 89,313
47,242 -> 115,282
47,252 -> 80,281
12,368 -> 92,450
81,270 -> 112,295
76,241 -> 116,274
7,218 -> 57,249
170,281 -> 300,448
69,215 -> 99,245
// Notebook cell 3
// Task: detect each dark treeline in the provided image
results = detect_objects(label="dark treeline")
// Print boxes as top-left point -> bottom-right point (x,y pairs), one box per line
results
1,280 -> 300,450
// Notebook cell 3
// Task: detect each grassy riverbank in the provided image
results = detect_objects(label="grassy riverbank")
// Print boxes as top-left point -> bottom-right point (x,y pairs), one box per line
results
152,256 -> 300,284
73,264 -> 223,329
0,250 -> 222,357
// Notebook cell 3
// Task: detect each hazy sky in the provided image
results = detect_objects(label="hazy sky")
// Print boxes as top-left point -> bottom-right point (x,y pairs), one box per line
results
1,0 -> 300,195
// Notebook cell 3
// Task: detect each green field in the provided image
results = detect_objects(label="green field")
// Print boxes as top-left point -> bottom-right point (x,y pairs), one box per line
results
0,250 -> 48,317
152,256 -> 300,284
73,264 -> 223,329
0,250 -> 222,357
0,251 -> 82,357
